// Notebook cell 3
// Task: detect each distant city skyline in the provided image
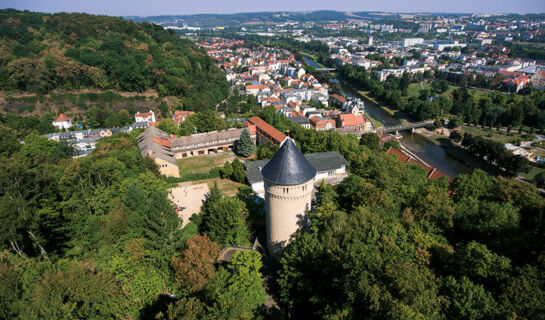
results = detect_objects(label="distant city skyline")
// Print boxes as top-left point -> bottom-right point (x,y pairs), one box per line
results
1,0 -> 544,16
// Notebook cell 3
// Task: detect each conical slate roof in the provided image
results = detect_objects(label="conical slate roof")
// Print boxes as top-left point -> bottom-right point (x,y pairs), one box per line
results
261,138 -> 316,185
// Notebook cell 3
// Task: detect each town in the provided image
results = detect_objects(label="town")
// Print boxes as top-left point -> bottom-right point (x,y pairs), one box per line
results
2,6 -> 545,320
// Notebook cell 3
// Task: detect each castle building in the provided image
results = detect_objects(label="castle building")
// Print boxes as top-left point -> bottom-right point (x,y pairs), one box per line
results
261,138 -> 316,257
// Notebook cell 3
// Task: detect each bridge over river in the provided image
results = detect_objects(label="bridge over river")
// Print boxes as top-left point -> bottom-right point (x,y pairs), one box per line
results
377,120 -> 435,135
315,67 -> 337,71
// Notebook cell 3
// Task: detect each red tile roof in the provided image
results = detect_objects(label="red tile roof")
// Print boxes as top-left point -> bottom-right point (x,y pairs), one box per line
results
153,136 -> 172,148
387,147 -> 449,180
330,93 -> 346,104
428,168 -> 448,180
339,114 -> 365,127
56,113 -> 70,122
309,116 -> 335,129
387,146 -> 410,163
246,84 -> 269,91
245,123 -> 257,136
136,112 -> 153,118
174,110 -> 194,116
247,116 -> 287,145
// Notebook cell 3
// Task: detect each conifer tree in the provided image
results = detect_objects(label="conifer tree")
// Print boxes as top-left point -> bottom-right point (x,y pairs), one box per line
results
234,129 -> 254,158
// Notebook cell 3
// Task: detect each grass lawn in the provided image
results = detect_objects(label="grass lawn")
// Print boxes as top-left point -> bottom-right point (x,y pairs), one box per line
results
459,126 -> 526,144
408,82 -> 489,98
300,52 -> 326,68
365,112 -> 384,128
358,91 -> 396,116
407,82 -> 431,98
177,152 -> 235,176
180,221 -> 199,242
519,164 -> 545,181
190,177 -> 243,197
528,148 -> 545,158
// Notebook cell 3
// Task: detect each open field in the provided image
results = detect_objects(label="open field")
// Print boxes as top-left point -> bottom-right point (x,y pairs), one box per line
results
519,165 -> 545,181
177,152 -> 236,176
407,82 -> 489,98
407,82 -> 431,97
458,126 -> 529,144
193,177 -> 242,196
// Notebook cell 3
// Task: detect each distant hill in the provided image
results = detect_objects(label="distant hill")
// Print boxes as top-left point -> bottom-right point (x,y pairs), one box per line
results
0,9 -> 229,110
126,10 -> 405,27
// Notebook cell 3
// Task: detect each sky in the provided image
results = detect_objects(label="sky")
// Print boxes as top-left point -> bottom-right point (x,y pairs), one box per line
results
1,0 -> 544,16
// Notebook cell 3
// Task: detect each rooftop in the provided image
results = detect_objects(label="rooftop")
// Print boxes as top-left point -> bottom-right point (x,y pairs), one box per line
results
260,139 -> 316,185
247,116 -> 287,144
245,150 -> 347,185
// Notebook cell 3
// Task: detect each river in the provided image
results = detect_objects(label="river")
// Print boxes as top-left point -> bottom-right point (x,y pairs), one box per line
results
303,55 -> 471,177
303,56 -> 399,127
399,134 -> 472,177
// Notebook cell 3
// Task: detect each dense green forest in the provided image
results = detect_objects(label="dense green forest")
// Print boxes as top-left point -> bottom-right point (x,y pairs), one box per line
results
0,9 -> 229,110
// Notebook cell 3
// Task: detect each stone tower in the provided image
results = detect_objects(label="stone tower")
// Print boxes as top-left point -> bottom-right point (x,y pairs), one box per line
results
261,138 -> 316,257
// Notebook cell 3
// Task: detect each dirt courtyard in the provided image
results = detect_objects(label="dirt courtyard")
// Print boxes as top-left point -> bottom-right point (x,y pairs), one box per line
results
168,182 -> 210,227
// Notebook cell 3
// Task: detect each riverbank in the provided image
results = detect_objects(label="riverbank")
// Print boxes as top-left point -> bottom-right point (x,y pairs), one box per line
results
399,132 -> 472,177
440,139 -> 501,176
301,53 -> 326,69
301,54 -> 402,128
357,90 -> 415,124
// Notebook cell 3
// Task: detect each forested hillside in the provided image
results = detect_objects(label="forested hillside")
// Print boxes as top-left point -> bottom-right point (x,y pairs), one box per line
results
0,9 -> 229,110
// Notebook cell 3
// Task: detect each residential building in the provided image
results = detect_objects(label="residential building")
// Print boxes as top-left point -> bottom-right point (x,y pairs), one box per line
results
402,38 -> 424,47
52,113 -> 72,130
330,93 -> 347,106
530,70 -> 545,89
309,116 -> 335,131
135,110 -> 156,123
288,115 -> 311,129
171,128 -> 254,158
336,113 -> 372,131
172,110 -> 195,126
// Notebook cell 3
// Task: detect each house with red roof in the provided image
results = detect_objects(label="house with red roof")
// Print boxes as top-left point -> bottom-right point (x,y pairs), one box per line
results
172,110 -> 195,126
309,116 -> 335,131
53,113 -> 72,130
245,84 -> 270,96
336,114 -> 372,131
330,93 -> 347,106
135,110 -> 156,124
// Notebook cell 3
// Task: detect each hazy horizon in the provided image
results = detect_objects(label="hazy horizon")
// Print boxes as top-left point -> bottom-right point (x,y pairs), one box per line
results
1,0 -> 544,17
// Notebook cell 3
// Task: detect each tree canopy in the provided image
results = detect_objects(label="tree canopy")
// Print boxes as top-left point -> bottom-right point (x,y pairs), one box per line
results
0,9 -> 229,110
